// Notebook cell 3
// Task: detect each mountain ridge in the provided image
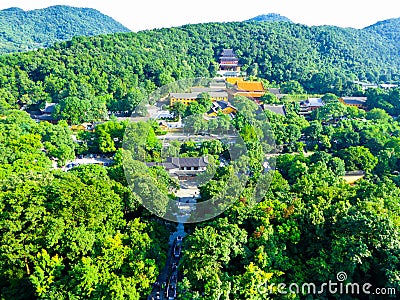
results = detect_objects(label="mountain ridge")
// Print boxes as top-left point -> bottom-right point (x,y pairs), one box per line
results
363,17 -> 400,50
0,5 -> 130,54
246,13 -> 293,23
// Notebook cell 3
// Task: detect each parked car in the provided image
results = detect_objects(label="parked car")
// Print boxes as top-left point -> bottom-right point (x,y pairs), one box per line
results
173,244 -> 181,258
176,236 -> 183,244
166,283 -> 176,299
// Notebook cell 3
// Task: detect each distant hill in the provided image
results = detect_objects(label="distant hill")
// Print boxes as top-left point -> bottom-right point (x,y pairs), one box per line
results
246,13 -> 292,23
364,17 -> 400,50
0,5 -> 130,54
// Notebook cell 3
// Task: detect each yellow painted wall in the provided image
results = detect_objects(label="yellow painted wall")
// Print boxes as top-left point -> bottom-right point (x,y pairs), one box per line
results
170,96 -> 228,106
226,77 -> 244,85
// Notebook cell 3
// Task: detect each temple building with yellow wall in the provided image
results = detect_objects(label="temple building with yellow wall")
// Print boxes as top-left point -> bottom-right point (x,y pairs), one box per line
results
207,101 -> 237,117
338,97 -> 367,109
169,91 -> 228,106
235,81 -> 266,98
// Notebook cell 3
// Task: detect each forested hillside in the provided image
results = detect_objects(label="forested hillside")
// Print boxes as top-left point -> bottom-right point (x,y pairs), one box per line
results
246,13 -> 293,23
0,16 -> 399,300
0,20 -> 399,123
0,110 -> 170,299
0,6 -> 130,54
364,17 -> 400,51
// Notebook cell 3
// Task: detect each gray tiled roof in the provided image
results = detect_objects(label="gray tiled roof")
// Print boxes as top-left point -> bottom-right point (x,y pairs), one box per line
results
147,157 -> 209,170
262,104 -> 286,116
146,162 -> 176,169
190,87 -> 225,93
170,91 -> 228,99
341,97 -> 367,105
210,82 -> 227,87
221,49 -> 236,57
341,97 -> 367,101
268,88 -> 281,95
343,100 -> 365,105
167,157 -> 209,167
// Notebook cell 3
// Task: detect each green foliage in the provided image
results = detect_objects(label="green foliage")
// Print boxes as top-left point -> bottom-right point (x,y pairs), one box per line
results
246,13 -> 293,23
0,14 -> 399,300
185,101 -> 207,117
38,120 -> 75,166
200,140 -> 225,156
0,6 -> 130,54
336,146 -> 378,172
364,17 -> 400,51
54,95 -> 108,124
311,99 -> 348,122
0,166 -> 166,299
264,108 -> 308,151
321,93 -> 338,103
280,80 -> 304,94
366,88 -> 400,116
0,104 -> 168,300
183,114 -> 208,134
123,121 -> 161,160
171,102 -> 186,118
0,20 -> 398,123
260,92 -> 279,104
0,110 -> 78,171
366,107 -> 391,121
197,92 -> 213,112
180,218 -> 247,298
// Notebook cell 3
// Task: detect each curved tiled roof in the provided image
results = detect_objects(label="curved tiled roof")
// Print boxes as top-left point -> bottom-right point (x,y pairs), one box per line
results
237,81 -> 264,91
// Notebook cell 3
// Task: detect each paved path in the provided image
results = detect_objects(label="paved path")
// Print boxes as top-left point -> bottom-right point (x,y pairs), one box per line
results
148,183 -> 199,299
148,223 -> 186,300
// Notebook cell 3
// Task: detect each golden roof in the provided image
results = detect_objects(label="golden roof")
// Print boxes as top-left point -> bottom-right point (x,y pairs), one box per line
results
237,81 -> 265,92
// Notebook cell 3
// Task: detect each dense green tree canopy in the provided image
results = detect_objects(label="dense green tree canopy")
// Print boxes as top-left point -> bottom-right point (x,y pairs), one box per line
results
0,6 -> 130,54
0,166 -> 168,299
0,14 -> 399,300
0,20 -> 398,124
